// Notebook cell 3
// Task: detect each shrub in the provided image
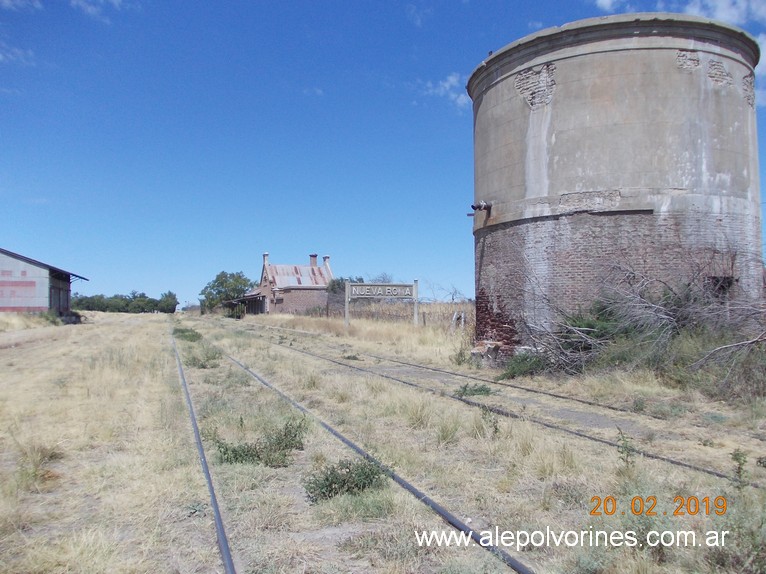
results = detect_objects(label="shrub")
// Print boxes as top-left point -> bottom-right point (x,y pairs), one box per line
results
523,268 -> 766,402
213,417 -> 308,467
499,352 -> 548,379
184,342 -> 222,369
173,327 -> 202,342
304,458 -> 387,503
454,383 -> 494,398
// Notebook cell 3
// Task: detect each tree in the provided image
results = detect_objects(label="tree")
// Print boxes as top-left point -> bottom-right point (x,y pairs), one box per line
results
368,272 -> 394,284
158,291 -> 179,313
72,291 -> 178,313
199,271 -> 255,311
327,276 -> 364,294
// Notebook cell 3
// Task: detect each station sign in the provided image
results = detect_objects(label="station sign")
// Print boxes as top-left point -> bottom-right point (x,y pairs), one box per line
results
344,280 -> 419,327
348,283 -> 414,299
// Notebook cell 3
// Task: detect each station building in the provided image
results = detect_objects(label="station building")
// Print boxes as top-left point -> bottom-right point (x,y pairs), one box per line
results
0,247 -> 88,315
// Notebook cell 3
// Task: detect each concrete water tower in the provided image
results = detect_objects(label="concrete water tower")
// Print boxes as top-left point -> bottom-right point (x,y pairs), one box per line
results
467,13 -> 762,349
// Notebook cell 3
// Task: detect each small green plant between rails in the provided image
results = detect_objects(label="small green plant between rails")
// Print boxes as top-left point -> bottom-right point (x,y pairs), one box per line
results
731,448 -> 749,490
616,427 -> 636,471
304,457 -> 388,503
183,343 -> 223,369
454,382 -> 495,398
173,326 -> 203,342
208,417 -> 309,468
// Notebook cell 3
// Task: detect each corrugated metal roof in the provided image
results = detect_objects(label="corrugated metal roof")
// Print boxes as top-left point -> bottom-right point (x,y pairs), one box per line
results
0,247 -> 89,281
267,264 -> 331,289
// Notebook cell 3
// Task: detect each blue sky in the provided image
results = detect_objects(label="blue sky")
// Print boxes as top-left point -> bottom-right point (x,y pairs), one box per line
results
1,0 -> 765,307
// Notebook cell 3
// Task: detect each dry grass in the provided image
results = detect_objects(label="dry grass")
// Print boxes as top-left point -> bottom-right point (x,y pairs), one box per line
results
239,308 -> 476,367
0,312 -> 57,333
4,310 -> 765,573
0,312 -> 219,572
178,311 -> 766,573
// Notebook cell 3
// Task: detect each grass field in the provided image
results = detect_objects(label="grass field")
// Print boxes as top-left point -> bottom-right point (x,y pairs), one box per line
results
0,312 -> 220,573
1,310 -> 764,573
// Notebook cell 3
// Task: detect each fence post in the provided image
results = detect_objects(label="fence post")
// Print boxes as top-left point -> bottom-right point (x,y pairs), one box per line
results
413,279 -> 419,327
344,281 -> 350,328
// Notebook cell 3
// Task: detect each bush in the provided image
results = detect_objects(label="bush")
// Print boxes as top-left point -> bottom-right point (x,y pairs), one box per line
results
524,268 -> 766,401
454,383 -> 494,398
213,417 -> 308,467
173,327 -> 202,342
304,458 -> 387,503
184,342 -> 222,369
499,352 -> 548,379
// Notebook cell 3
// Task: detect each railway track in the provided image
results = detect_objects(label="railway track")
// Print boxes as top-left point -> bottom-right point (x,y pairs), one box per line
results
172,317 -> 766,572
232,321 -> 763,488
172,332 -> 535,573
171,337 -> 237,574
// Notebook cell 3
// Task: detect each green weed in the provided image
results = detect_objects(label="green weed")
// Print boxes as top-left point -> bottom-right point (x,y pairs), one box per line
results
213,417 -> 308,467
173,327 -> 203,342
453,382 -> 494,398
304,458 -> 387,503
499,352 -> 548,379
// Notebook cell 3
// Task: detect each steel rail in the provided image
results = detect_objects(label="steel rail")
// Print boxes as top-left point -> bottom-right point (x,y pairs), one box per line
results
172,337 -> 237,574
270,342 -> 758,487
364,352 -> 656,418
244,322 -> 664,420
226,354 -> 537,574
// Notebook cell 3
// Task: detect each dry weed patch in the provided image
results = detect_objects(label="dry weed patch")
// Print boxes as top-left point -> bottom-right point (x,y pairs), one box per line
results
176,313 -> 766,573
0,313 -> 219,572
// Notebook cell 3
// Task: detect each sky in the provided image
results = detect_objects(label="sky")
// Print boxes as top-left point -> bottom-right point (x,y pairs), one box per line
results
1,0 -> 765,308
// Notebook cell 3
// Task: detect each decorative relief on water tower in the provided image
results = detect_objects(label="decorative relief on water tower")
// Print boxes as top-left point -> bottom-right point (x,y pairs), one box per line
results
514,62 -> 557,110
706,59 -> 733,87
678,50 -> 751,104
742,73 -> 755,108
676,50 -> 700,71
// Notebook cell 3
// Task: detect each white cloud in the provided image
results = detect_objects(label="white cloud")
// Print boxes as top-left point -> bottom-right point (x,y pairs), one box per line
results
423,72 -> 471,109
69,0 -> 126,22
682,0 -> 749,25
642,0 -> 766,26
756,33 -> 766,77
592,0 -> 638,11
593,0 -> 766,25
405,3 -> 433,28
0,0 -> 41,10
0,40 -> 33,65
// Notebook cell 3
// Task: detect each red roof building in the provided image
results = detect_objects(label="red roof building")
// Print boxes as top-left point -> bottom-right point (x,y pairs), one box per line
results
239,252 -> 333,315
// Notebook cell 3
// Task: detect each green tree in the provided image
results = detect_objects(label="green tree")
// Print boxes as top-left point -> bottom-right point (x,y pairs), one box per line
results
327,276 -> 364,294
199,271 -> 255,311
72,291 -> 178,313
158,291 -> 179,313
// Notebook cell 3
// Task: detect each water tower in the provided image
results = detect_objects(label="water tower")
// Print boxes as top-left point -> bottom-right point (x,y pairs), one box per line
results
467,13 -> 762,349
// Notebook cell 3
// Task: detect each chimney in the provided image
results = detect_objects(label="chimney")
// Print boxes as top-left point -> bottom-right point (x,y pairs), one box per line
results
322,255 -> 333,278
263,252 -> 269,266
309,253 -> 318,267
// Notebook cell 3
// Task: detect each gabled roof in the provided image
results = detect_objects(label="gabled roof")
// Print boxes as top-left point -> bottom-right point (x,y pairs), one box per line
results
0,247 -> 89,281
265,264 -> 331,289
240,253 -> 333,298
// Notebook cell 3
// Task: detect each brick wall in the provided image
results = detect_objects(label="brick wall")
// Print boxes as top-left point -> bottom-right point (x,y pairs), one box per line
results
271,288 -> 328,314
475,210 -> 764,347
